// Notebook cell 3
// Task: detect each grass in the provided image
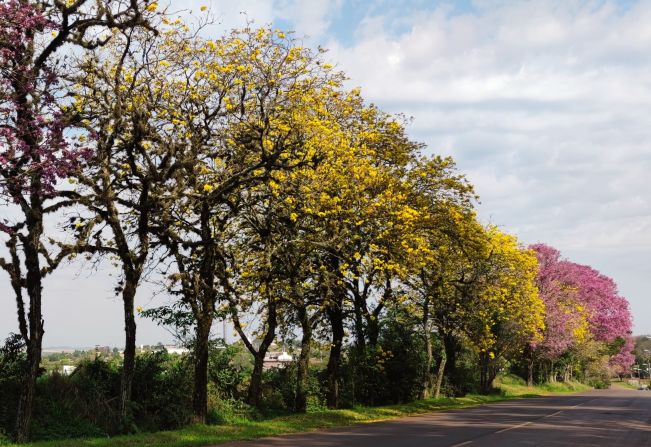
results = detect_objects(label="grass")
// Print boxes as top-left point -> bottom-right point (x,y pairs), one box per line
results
611,378 -> 647,390
495,373 -> 591,397
4,375 -> 591,447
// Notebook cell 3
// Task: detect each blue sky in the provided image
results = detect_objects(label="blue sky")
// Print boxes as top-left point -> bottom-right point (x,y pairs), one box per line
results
1,0 -> 650,346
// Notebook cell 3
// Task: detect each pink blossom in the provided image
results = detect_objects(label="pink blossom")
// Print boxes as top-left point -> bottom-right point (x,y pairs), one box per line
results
529,244 -> 633,364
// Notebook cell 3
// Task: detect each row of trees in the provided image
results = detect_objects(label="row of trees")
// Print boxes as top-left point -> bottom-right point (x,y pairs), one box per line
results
0,0 -> 633,442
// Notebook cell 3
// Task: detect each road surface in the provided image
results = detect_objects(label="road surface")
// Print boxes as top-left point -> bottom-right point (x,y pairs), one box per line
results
219,387 -> 651,446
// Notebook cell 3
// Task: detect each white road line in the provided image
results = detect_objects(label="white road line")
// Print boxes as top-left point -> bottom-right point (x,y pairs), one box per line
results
495,421 -> 533,434
449,441 -> 473,447
449,397 -> 593,447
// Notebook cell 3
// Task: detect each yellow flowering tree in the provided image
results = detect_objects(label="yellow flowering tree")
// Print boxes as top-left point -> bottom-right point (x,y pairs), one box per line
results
71,21 -> 347,420
455,227 -> 544,393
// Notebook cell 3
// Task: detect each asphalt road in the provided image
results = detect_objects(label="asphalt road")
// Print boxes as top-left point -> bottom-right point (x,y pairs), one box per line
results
219,388 -> 651,446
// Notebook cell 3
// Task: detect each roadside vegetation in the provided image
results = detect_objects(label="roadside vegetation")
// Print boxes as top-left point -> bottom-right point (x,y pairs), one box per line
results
0,0 -> 635,444
1,374 -> 592,447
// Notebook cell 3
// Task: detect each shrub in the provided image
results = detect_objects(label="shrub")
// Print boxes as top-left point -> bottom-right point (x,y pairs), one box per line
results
21,351 -> 195,440
208,342 -> 248,400
131,351 -> 194,431
31,359 -> 120,439
0,334 -> 26,438
340,308 -> 428,407
588,377 -> 611,389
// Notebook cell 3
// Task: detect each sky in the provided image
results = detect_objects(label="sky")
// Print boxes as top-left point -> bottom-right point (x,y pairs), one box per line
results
1,0 -> 650,346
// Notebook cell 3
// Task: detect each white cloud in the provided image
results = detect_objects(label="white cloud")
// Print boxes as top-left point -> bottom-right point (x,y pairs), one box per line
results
174,0 -> 341,40
327,0 -> 651,331
275,0 -> 343,39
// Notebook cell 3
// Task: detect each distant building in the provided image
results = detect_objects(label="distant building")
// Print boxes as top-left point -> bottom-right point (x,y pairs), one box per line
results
164,345 -> 190,355
263,351 -> 293,369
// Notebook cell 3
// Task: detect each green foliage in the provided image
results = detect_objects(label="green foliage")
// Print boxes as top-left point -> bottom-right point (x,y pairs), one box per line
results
0,335 -> 26,438
208,343 -> 248,401
206,343 -> 258,423
130,351 -> 194,431
2,352 -> 196,441
28,360 -> 119,439
494,374 -> 591,397
1,384 -> 587,447
441,338 -> 481,397
338,308 -> 428,406
260,365 -> 301,413
206,397 -> 257,425
586,377 -> 611,389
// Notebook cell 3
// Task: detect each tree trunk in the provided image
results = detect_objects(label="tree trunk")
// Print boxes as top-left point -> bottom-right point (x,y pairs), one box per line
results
14,339 -> 40,443
245,341 -> 275,408
248,353 -> 265,407
528,360 -> 534,387
420,295 -> 432,400
368,275 -> 390,348
442,332 -> 460,395
192,317 -> 212,422
434,346 -> 447,399
421,333 -> 433,399
14,217 -> 44,443
14,332 -> 42,443
295,307 -> 312,413
246,300 -> 277,407
119,280 -> 138,427
352,289 -> 366,352
326,304 -> 344,409
479,354 -> 495,394
526,345 -> 534,386
367,317 -> 380,349
563,366 -> 570,382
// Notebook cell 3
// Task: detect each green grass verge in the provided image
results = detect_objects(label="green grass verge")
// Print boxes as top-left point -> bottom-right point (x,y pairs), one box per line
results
495,373 -> 591,397
611,379 -> 647,390
4,375 -> 591,447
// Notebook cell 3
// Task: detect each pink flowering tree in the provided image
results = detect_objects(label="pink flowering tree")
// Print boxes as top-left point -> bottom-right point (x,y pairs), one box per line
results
0,1 -> 154,441
560,261 -> 632,343
527,244 -> 594,384
527,244 -> 634,385
559,261 -> 634,376
610,335 -> 635,377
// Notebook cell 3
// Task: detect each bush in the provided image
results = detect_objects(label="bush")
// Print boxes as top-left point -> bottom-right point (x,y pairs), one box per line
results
0,334 -> 26,438
31,359 -> 120,439
588,377 -> 611,389
208,343 -> 248,400
257,361 -> 326,414
442,340 -> 482,396
131,351 -> 194,431
27,351 -> 194,440
260,365 -> 297,412
207,396 -> 256,424
340,308 -> 428,407
0,429 -> 11,446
